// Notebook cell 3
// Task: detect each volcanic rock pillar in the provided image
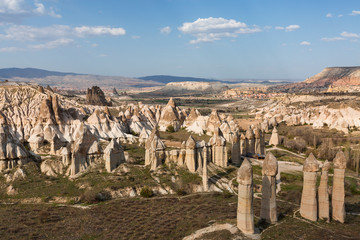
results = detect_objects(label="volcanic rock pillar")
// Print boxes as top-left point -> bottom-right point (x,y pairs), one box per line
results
318,160 -> 330,221
332,151 -> 347,223
300,153 -> 319,221
260,152 -> 278,223
237,158 -> 254,234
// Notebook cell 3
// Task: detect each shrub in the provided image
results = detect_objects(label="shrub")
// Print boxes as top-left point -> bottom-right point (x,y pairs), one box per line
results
166,125 -> 175,133
176,188 -> 187,196
80,189 -> 111,204
140,186 -> 153,198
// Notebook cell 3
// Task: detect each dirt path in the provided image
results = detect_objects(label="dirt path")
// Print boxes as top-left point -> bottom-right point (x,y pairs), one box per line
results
266,147 -> 306,159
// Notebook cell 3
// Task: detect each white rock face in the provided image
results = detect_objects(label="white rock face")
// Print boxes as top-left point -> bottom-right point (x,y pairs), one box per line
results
300,153 -> 319,221
237,158 -> 254,235
332,151 -> 346,223
269,127 -> 279,146
104,139 -> 125,172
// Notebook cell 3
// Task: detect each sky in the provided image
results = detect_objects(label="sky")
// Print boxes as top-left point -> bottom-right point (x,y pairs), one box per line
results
0,0 -> 360,80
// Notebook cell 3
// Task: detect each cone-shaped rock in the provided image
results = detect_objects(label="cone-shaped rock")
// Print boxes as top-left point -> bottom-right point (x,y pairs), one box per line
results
269,127 -> 279,146
232,132 -> 241,166
104,139 -> 125,172
185,135 -> 197,172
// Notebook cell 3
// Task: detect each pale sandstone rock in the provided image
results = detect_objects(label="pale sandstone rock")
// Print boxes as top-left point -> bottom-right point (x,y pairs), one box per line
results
300,153 -> 319,221
245,127 -> 255,155
231,132 -> 241,166
269,127 -> 279,146
261,152 -> 278,223
206,110 -> 221,134
332,151 -> 346,223
158,98 -> 181,132
41,158 -> 64,176
319,160 -> 330,221
237,158 -> 254,234
202,145 -> 209,191
185,136 -> 197,173
209,128 -> 228,168
104,139 -> 125,172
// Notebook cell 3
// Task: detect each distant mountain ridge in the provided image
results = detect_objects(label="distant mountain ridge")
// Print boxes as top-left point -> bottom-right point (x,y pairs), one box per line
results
0,68 -> 79,79
138,75 -> 219,84
270,66 -> 360,92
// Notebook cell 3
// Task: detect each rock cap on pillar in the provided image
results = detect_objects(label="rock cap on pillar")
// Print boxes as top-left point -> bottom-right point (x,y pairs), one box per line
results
262,152 -> 278,176
303,153 -> 320,172
238,158 -> 253,185
186,135 -> 196,149
333,151 -> 347,169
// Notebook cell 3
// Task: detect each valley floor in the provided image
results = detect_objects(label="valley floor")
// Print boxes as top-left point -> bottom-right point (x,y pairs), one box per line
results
0,192 -> 359,240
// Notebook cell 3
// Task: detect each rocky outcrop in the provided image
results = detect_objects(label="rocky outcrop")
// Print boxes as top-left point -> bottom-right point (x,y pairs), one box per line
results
231,132 -> 241,166
185,136 -> 197,173
202,145 -> 209,191
158,98 -> 181,132
0,112 -> 32,171
332,151 -> 346,223
269,127 -> 279,146
86,86 -> 111,106
69,124 -> 98,176
206,110 -> 221,134
145,128 -> 165,171
237,158 -> 254,234
318,160 -> 330,221
209,128 -> 227,168
261,152 -> 278,223
104,139 -> 125,172
300,153 -> 319,221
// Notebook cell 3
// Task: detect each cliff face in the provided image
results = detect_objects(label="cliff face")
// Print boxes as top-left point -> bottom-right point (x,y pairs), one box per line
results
272,67 -> 360,92
86,86 -> 112,106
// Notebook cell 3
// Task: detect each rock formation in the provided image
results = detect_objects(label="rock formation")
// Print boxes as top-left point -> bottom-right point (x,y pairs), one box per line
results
332,151 -> 347,223
237,158 -> 254,234
202,144 -> 209,191
300,153 -> 319,221
145,127 -> 165,171
185,136 -> 197,172
269,127 -> 279,146
231,132 -> 241,166
318,160 -> 330,221
261,152 -> 278,223
206,110 -> 221,134
245,127 -> 255,155
86,86 -> 111,106
104,139 -> 125,172
240,133 -> 246,156
69,124 -> 98,176
158,98 -> 181,132
0,112 -> 32,171
209,128 -> 228,167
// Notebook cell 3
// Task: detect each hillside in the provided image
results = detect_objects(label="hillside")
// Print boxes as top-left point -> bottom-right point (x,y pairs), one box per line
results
0,68 -> 78,79
270,66 -> 360,93
138,75 -> 219,84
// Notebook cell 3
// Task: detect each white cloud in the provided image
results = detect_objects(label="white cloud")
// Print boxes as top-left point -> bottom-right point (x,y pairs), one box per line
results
285,25 -> 300,32
340,31 -> 359,38
178,17 -> 261,44
0,24 -> 126,41
300,41 -> 311,46
0,46 -> 22,52
326,13 -> 333,18
321,37 -> 346,42
350,10 -> 360,16
91,43 -> 98,47
131,35 -> 140,39
160,26 -> 171,34
28,38 -> 73,49
338,14 -> 343,17
74,26 -> 125,37
0,0 -> 61,22
275,25 -> 300,32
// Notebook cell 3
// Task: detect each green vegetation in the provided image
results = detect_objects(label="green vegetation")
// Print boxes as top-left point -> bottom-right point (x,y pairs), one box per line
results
140,186 -> 153,198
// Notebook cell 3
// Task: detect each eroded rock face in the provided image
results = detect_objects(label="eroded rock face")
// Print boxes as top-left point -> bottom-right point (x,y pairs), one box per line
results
86,86 -> 112,106
209,128 -> 228,168
185,136 -> 197,173
261,152 -> 278,223
0,112 -> 32,171
158,98 -> 181,132
332,151 -> 346,223
237,158 -> 254,234
145,127 -> 165,170
269,127 -> 279,146
104,139 -> 125,172
206,110 -> 221,134
319,160 -> 330,221
231,132 -> 241,166
300,153 -> 319,221
69,124 -> 98,176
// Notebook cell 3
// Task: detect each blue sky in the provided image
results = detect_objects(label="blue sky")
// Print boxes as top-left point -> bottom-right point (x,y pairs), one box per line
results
0,0 -> 359,80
